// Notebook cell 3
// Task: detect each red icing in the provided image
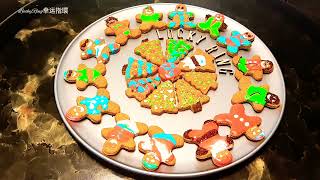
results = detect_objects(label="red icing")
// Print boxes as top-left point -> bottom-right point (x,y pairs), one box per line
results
214,104 -> 262,138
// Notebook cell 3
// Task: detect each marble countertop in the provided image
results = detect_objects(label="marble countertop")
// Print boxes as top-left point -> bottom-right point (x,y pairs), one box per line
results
0,0 -> 319,179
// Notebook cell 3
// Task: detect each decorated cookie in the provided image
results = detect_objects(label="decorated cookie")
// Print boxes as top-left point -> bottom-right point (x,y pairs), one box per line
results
178,48 -> 216,73
80,37 -> 120,64
134,39 -> 166,66
168,4 -> 196,30
105,17 -> 141,45
158,63 -> 181,82
214,104 -> 265,141
233,55 -> 274,81
166,39 -> 193,64
183,120 -> 234,167
135,6 -> 167,33
126,74 -> 162,101
232,77 -> 280,112
175,79 -> 210,112
64,63 -> 107,91
197,14 -> 227,39
123,57 -> 158,80
101,113 -> 148,155
65,89 -> 120,123
184,72 -> 218,94
141,81 -> 178,115
138,125 -> 184,171
217,31 -> 255,57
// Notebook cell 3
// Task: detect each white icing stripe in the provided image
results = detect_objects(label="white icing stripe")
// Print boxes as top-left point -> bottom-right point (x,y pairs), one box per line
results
153,138 -> 172,162
209,140 -> 228,157
194,55 -> 206,66
181,55 -> 207,69
95,44 -> 107,57
117,120 -> 139,134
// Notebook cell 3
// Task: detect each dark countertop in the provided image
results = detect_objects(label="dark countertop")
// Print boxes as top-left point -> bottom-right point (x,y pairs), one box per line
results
0,0 -> 319,179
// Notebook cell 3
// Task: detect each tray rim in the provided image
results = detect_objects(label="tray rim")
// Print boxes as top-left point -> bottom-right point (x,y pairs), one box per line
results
54,2 -> 286,178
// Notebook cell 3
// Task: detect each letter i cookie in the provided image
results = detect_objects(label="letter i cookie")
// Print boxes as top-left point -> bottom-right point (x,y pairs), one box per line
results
232,55 -> 274,81
138,126 -> 184,171
101,113 -> 148,155
80,37 -> 120,64
214,104 -> 265,141
168,4 -> 196,30
232,77 -> 280,112
217,31 -> 255,57
65,89 -> 120,123
64,63 -> 107,91
135,6 -> 167,33
183,120 -> 234,167
105,17 -> 142,46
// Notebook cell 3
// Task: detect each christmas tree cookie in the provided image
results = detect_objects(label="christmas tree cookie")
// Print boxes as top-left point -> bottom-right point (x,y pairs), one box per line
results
166,39 -> 193,64
141,81 -> 178,115
184,72 -> 218,94
123,57 -> 158,80
134,39 -> 166,66
175,79 -> 210,112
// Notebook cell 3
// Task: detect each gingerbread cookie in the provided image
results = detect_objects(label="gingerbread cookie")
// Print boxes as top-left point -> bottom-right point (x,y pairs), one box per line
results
166,39 -> 193,64
80,37 -> 120,64
175,79 -> 210,112
64,63 -> 107,91
178,48 -> 216,73
138,125 -> 184,171
214,104 -> 265,141
233,55 -> 274,81
168,4 -> 196,30
135,6 -> 167,33
123,57 -> 158,80
232,77 -> 280,112
105,17 -> 141,45
141,81 -> 178,115
101,113 -> 148,155
126,74 -> 161,101
217,31 -> 255,57
134,39 -> 166,66
197,14 -> 227,39
184,72 -> 218,94
65,89 -> 120,123
183,120 -> 234,167
158,63 -> 181,82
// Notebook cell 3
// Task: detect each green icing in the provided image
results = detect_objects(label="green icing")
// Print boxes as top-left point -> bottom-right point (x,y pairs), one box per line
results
142,160 -> 158,170
198,17 -> 223,37
123,30 -> 130,36
238,57 -> 248,73
92,69 -> 101,81
167,39 -> 192,63
77,69 -> 88,83
140,13 -> 160,22
112,23 -> 122,30
245,86 -> 268,105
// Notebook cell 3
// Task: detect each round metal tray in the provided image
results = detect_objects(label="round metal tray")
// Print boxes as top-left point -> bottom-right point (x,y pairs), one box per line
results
54,3 -> 286,177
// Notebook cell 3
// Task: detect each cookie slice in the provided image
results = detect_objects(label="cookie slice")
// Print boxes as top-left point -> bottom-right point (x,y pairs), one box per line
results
141,81 -> 178,115
126,74 -> 162,101
178,48 -> 216,73
123,57 -> 158,80
166,39 -> 193,64
134,39 -> 166,66
184,72 -> 218,94
175,79 -> 210,112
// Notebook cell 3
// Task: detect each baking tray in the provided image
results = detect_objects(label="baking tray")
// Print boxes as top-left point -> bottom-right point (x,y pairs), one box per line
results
54,3 -> 286,177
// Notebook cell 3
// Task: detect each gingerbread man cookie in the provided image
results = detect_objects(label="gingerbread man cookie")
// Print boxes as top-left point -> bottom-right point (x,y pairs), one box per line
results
168,4 -> 196,30
135,6 -> 167,33
214,104 -> 265,141
183,120 -> 234,167
178,48 -> 216,73
105,17 -> 141,45
64,63 -> 107,90
197,14 -> 227,39
80,37 -> 120,64
217,31 -> 255,57
138,126 -> 184,171
65,89 -> 120,123
232,77 -> 280,112
232,55 -> 274,81
101,113 -> 148,155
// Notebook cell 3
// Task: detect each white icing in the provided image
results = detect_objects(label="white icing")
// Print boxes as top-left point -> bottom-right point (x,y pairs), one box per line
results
117,120 -> 139,134
181,55 -> 207,69
94,43 -> 107,57
233,114 -> 239,118
244,122 -> 250,127
153,138 -> 172,162
209,140 -> 228,158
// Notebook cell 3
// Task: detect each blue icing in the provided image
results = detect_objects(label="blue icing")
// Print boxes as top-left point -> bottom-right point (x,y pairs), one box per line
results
227,45 -> 239,54
117,124 -> 135,134
94,39 -> 101,45
108,43 -> 119,54
125,57 -> 135,79
146,62 -> 153,74
146,78 -> 152,83
242,40 -> 252,46
137,60 -> 144,77
154,76 -> 161,81
63,71 -> 68,79
186,21 -> 196,28
101,53 -> 109,60
79,95 -> 109,115
128,80 -> 137,87
86,49 -> 93,55
137,86 -> 145,93
138,79 -> 146,85
231,31 -> 240,36
168,21 -> 176,29
230,37 -> 241,47
217,36 -> 227,45
153,133 -> 177,145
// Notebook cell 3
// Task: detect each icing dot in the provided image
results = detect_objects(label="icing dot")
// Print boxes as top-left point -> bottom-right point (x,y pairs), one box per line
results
234,114 -> 239,118
239,118 -> 244,122
245,122 -> 250,127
